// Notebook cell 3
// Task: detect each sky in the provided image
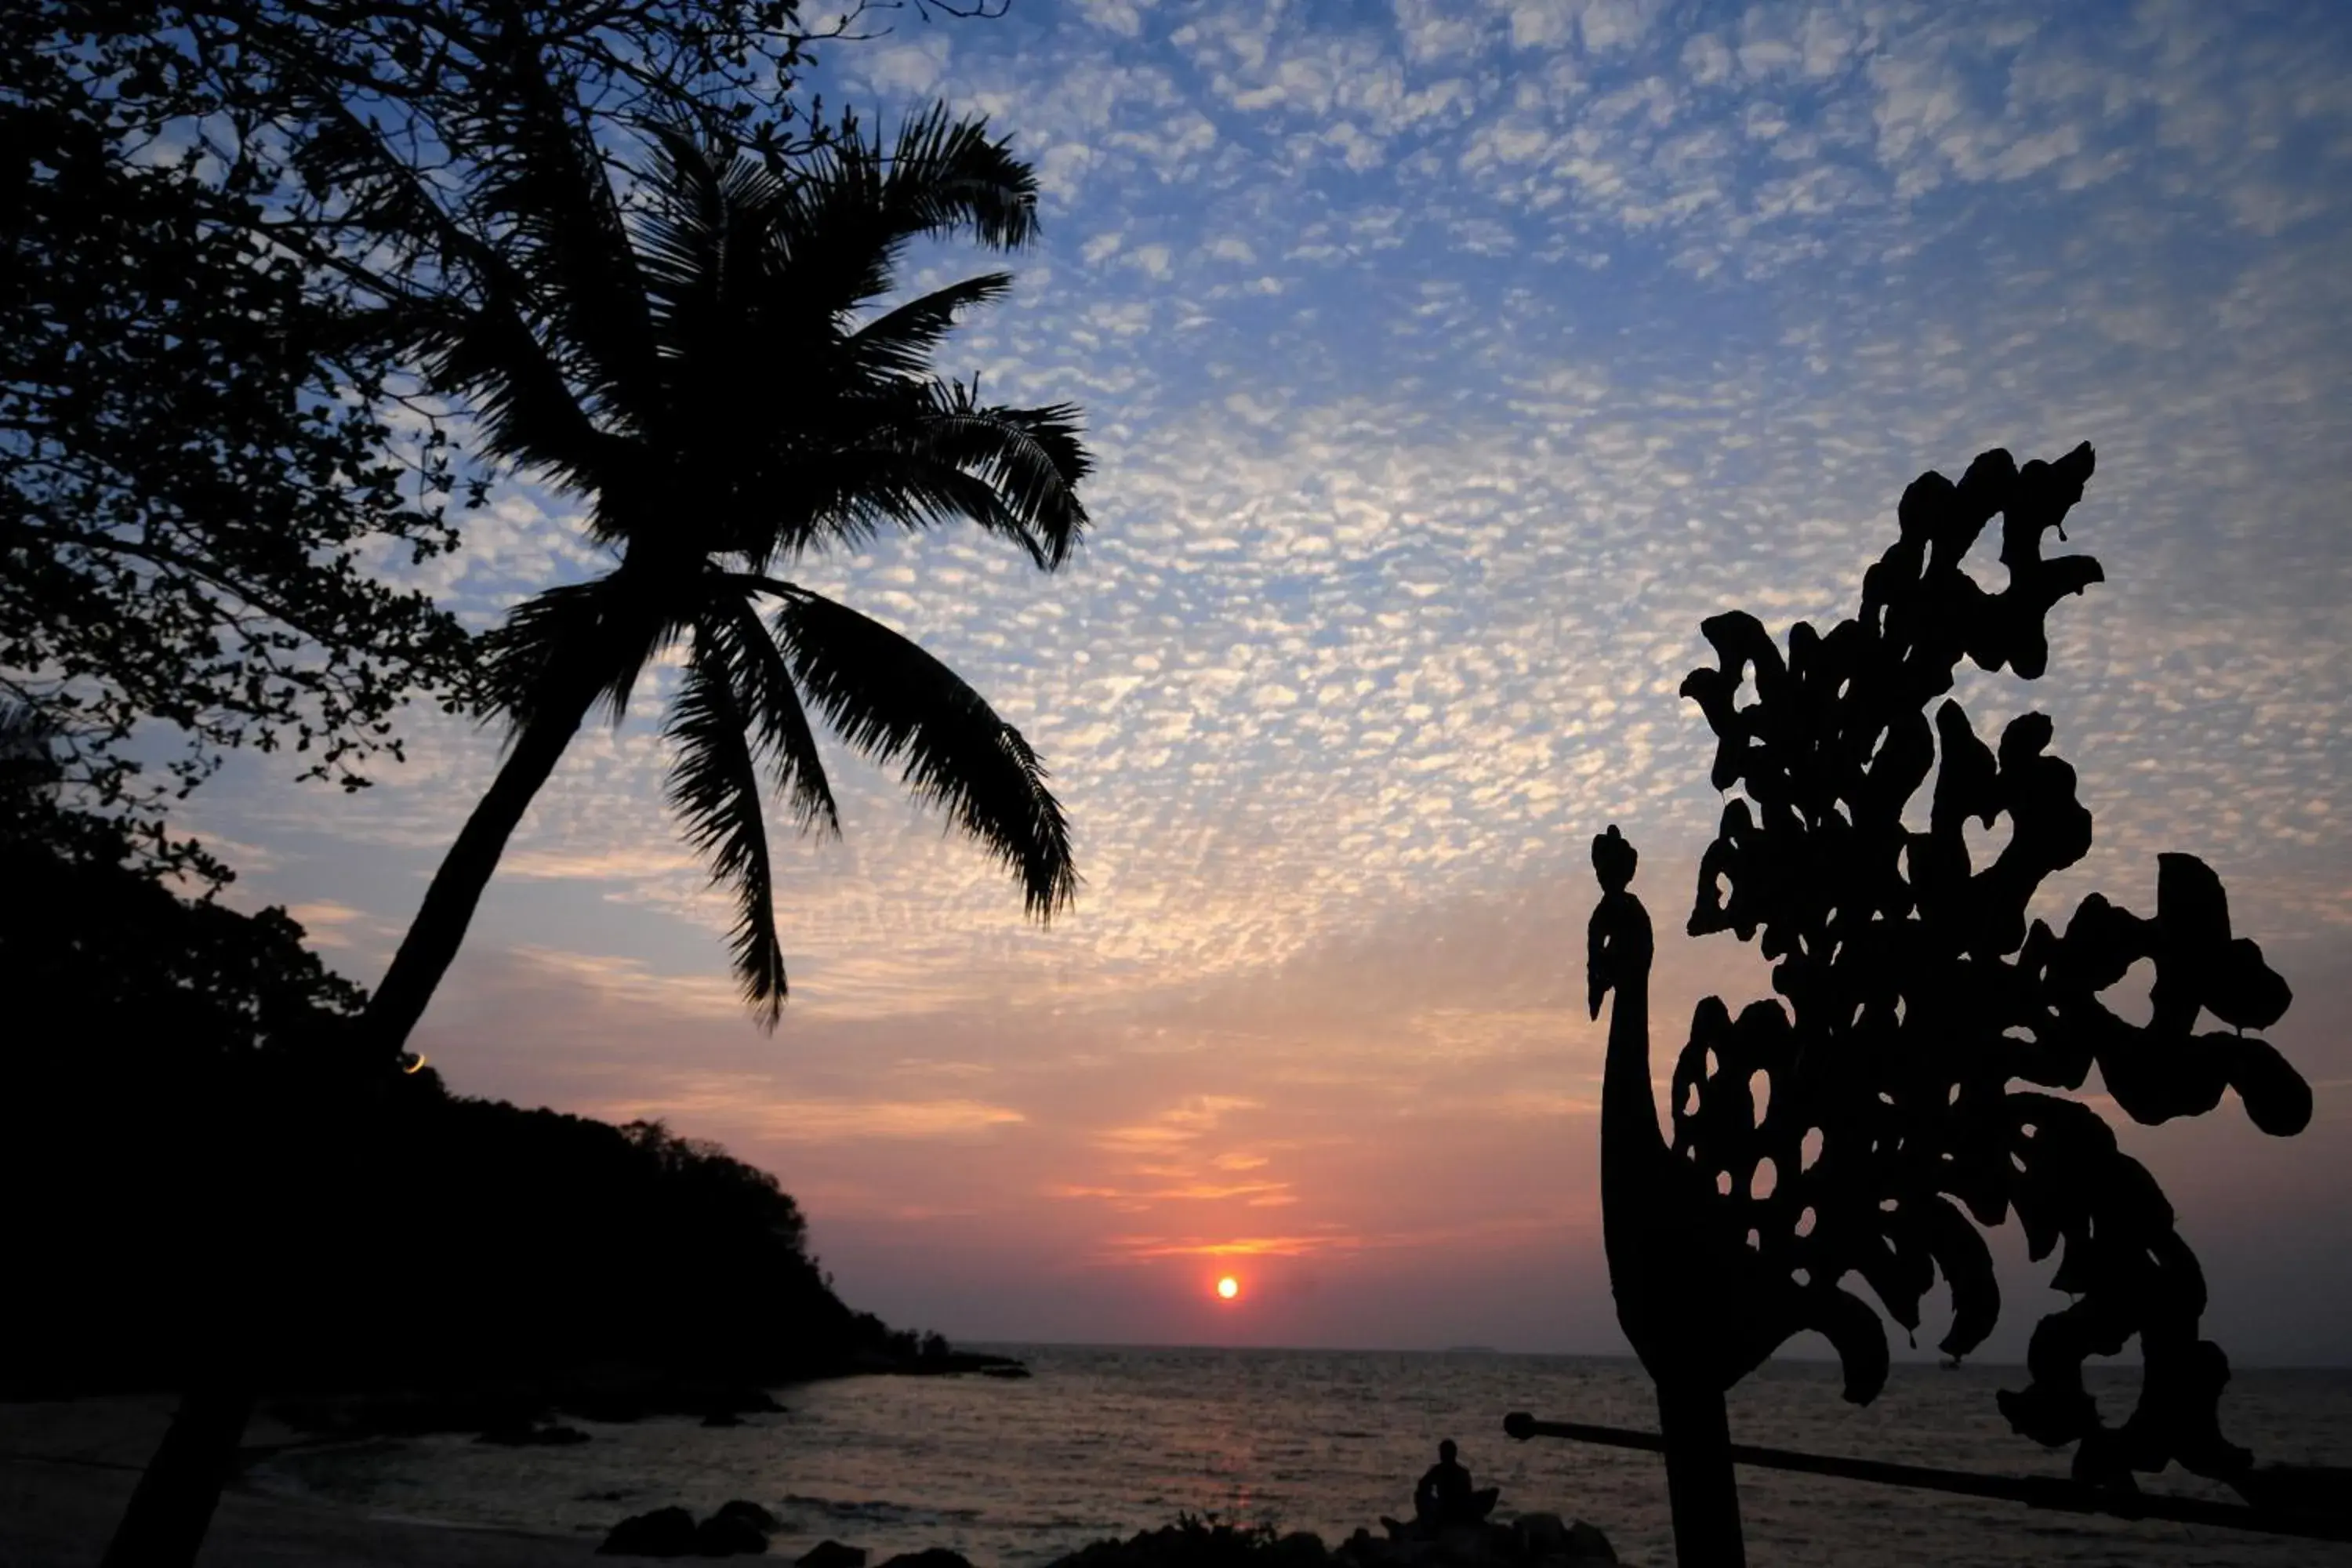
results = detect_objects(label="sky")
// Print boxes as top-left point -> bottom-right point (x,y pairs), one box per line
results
183,0 -> 2352,1363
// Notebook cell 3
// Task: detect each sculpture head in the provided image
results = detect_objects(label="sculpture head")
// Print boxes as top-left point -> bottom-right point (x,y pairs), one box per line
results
1586,826 -> 1652,1019
1592,822 -> 1637,893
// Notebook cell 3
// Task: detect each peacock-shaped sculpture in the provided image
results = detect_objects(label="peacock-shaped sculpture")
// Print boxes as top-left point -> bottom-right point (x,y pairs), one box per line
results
1586,443 -> 2314,1566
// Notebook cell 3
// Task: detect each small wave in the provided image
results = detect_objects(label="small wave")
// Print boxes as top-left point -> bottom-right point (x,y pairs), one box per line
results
781,1495 -> 985,1526
991,1515 -> 1130,1533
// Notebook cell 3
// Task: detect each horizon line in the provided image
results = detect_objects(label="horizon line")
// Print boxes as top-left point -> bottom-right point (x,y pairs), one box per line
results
950,1341 -> 2352,1372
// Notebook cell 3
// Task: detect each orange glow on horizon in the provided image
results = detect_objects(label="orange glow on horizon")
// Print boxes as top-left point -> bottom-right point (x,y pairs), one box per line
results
1216,1275 -> 1240,1301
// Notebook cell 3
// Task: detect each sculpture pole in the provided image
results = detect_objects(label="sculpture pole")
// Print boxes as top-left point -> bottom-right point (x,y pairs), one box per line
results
1592,826 -> 1744,1564
1654,1381 -> 1741,1567
1503,1414 -> 2352,1544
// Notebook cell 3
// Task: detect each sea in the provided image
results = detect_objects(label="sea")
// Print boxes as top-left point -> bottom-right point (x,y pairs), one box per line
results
245,1348 -> 2352,1567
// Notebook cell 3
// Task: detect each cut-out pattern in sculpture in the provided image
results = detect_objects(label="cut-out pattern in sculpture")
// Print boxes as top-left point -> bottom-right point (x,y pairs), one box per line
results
1588,443 -> 2312,1566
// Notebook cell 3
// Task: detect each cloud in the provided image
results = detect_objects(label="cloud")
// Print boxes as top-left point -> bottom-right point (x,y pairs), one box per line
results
282,900 -> 368,948
754,1098 -> 1030,1141
172,0 -> 2352,1356
1100,1230 -> 1358,1261
1092,1094 -> 1264,1154
1080,0 -> 1153,39
499,844 -> 699,882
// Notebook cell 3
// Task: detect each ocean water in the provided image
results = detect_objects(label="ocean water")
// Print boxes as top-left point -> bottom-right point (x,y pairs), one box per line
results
249,1348 -> 2352,1567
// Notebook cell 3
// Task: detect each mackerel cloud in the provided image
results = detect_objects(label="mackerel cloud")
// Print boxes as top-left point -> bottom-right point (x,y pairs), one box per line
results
193,0 -> 2352,1351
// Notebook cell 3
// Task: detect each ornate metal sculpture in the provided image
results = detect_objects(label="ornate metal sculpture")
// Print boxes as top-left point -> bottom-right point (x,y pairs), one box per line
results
1586,444 -> 2312,1566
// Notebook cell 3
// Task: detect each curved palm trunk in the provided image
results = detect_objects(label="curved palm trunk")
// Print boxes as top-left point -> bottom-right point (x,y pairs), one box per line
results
100,1387 -> 253,1568
105,673 -> 601,1568
363,670 -> 601,1059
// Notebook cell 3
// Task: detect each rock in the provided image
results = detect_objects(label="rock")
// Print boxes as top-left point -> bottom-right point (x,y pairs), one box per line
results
714,1387 -> 789,1414
874,1551 -> 974,1568
600,1507 -> 699,1557
1351,1519 -> 1534,1568
797,1542 -> 867,1568
1273,1531 -> 1327,1566
477,1423 -> 588,1446
1564,1521 -> 1613,1563
1435,1525 -> 1490,1563
701,1411 -> 744,1428
2235,1462 -> 2352,1516
715,1501 -> 782,1533
692,1512 -> 770,1556
570,1393 -> 653,1424
1512,1514 -> 1568,1559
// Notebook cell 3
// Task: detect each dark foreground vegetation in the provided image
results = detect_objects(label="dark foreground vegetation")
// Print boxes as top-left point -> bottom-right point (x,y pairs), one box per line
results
1048,1516 -> 1617,1568
592,1512 -> 1620,1565
2,801 -> 1000,1419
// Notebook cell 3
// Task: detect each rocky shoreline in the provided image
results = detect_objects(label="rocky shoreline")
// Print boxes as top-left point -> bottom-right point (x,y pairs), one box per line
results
270,1350 -> 1031,1446
2,1392 -> 1626,1568
259,1368 -> 1625,1568
594,1508 -> 1618,1566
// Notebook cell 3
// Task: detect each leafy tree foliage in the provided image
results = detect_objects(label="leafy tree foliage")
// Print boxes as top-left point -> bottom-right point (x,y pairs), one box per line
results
2,800 -> 920,1401
2,759 -> 367,1056
2,0 -> 895,826
1,12 -> 468,819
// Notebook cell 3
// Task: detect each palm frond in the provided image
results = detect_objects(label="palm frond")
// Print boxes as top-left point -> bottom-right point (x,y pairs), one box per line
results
666,624 -> 787,1023
699,596 -> 840,837
842,273 -> 1016,382
633,125 -> 794,358
873,104 -> 1042,252
287,96 -> 622,489
474,576 -> 680,731
746,384 -> 1091,569
459,45 -> 664,439
757,106 -> 1039,330
401,299 -> 622,490
884,381 -> 1093,566
749,579 -> 1076,920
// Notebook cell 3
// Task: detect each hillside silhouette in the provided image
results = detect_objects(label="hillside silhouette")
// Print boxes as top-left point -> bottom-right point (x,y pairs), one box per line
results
2,801 -> 980,1417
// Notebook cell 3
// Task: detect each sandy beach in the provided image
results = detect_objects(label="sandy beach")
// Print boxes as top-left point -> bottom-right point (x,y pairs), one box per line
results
0,1397 -> 592,1566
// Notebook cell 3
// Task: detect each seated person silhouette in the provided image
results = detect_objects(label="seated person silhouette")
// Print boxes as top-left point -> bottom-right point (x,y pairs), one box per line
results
1412,1439 -> 1498,1529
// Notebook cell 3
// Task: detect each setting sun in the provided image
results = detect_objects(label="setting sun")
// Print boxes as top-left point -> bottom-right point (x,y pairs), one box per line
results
1216,1276 -> 1240,1301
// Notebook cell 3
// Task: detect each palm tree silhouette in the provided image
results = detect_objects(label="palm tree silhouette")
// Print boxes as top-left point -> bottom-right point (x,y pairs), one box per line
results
361,108 -> 1092,1058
